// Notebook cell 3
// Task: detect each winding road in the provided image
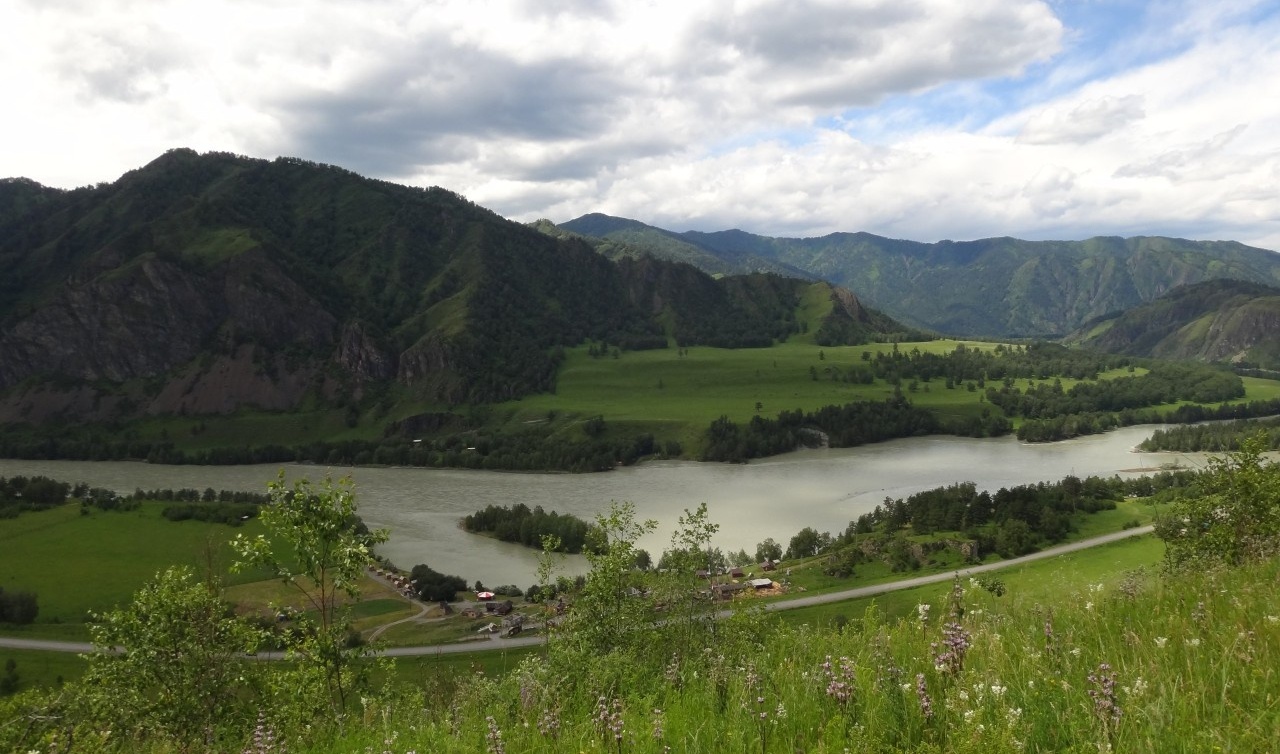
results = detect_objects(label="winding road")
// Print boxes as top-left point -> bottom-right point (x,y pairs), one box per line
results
0,526 -> 1154,658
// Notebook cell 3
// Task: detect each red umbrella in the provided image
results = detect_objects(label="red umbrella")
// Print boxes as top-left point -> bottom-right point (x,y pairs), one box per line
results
476,591 -> 495,600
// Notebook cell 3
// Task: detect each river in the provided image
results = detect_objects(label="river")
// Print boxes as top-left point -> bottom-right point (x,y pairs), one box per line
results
0,425 -> 1207,587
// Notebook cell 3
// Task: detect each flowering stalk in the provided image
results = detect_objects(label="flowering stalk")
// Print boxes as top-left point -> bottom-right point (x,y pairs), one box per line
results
1087,663 -> 1122,750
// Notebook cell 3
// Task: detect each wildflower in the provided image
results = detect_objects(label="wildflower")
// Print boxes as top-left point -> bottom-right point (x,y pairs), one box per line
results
1070,647 -> 1081,657
915,673 -> 934,719
819,655 -> 856,708
594,696 -> 624,743
989,684 -> 1006,698
243,710 -> 283,754
651,708 -> 665,740
932,621 -> 971,674
664,656 -> 681,686
917,603 -> 931,625
485,716 -> 505,754
1154,636 -> 1168,649
1122,678 -> 1148,698
1186,637 -> 1201,647
1085,601 -> 1094,611
1087,663 -> 1122,724
1265,615 -> 1279,625
537,707 -> 561,739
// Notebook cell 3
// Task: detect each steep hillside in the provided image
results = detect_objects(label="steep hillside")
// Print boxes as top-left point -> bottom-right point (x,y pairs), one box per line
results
0,150 -> 908,428
1068,279 -> 1280,369
559,215 -> 1280,337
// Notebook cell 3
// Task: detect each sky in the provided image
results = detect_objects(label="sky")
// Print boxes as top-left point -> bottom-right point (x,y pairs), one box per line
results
3,0 -> 1279,250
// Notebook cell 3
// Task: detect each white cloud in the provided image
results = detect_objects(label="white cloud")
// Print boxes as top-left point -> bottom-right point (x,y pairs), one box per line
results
0,0 -> 1276,251
1017,95 -> 1146,145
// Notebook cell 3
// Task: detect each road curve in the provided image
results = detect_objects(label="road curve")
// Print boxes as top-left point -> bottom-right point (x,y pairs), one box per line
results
0,527 -> 1154,658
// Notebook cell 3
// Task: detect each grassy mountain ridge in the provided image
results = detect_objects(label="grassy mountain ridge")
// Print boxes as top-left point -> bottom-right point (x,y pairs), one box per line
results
0,150 -> 907,428
1067,278 -> 1280,369
558,214 -> 1280,337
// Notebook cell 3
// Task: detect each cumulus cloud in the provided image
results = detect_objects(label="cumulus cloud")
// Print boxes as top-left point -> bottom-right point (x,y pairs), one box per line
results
1,0 -> 1278,251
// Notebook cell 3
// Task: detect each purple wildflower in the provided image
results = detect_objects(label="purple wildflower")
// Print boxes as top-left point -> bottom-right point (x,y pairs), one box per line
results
819,655 -> 857,708
915,673 -> 933,719
537,707 -> 561,739
1087,663 -> 1121,723
931,621 -> 971,675
242,710 -> 283,754
594,696 -> 624,744
484,715 -> 505,754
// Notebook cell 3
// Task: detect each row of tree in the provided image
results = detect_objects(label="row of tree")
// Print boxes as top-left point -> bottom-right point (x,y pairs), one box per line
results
1139,416 -> 1280,452
701,395 -> 1010,463
986,362 -> 1244,420
1016,397 -> 1280,442
0,426 -> 669,474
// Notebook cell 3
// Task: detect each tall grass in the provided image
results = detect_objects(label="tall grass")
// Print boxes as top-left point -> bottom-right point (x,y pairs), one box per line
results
286,555 -> 1279,753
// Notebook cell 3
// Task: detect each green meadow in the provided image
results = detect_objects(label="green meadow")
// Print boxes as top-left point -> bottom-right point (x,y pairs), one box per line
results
0,503 -> 270,631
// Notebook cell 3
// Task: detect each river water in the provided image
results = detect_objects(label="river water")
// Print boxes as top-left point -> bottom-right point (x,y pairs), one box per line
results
0,426 -> 1208,587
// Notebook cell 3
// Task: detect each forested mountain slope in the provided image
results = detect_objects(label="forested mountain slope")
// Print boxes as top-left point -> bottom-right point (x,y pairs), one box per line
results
558,214 -> 1280,337
0,150 -> 904,424
1067,279 -> 1280,370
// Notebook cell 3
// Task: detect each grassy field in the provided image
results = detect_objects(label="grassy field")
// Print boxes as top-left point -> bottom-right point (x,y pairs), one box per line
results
63,341 -> 1280,459
499,339 -> 999,429
0,502 -> 271,630
778,533 -> 1166,628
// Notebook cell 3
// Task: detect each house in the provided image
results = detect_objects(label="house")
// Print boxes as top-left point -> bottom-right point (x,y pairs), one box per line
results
729,567 -> 745,578
460,605 -> 483,619
494,600 -> 514,616
710,582 -> 750,601
749,578 -> 775,590
760,560 -> 776,572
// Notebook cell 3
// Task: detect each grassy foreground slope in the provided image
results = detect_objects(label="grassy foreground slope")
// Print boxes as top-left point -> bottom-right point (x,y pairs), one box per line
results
261,537 -> 1277,754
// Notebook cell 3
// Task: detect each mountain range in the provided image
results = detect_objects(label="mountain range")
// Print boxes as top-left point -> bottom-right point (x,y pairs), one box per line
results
0,149 -> 906,423
553,213 -> 1280,338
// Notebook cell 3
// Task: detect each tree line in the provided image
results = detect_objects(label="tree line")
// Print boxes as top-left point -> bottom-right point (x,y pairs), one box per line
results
701,395 -> 1011,463
1138,415 -> 1280,452
1015,397 -> 1280,442
0,425 -> 670,474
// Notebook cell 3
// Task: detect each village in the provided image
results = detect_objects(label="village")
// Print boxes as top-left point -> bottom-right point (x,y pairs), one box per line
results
361,560 -> 792,644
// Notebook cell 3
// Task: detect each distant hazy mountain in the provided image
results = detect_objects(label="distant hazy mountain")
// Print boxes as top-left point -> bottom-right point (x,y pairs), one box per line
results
1067,279 -> 1280,369
0,150 -> 909,424
557,214 -> 1280,338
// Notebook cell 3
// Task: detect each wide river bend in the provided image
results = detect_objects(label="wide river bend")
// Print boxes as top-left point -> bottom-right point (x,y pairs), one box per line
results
0,425 -> 1207,586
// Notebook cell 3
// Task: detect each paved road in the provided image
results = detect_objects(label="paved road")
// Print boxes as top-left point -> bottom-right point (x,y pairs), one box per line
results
0,526 -> 1154,658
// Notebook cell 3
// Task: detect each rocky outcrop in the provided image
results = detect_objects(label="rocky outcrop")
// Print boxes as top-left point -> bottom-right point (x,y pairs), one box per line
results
335,322 -> 394,382
0,255 -> 221,388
